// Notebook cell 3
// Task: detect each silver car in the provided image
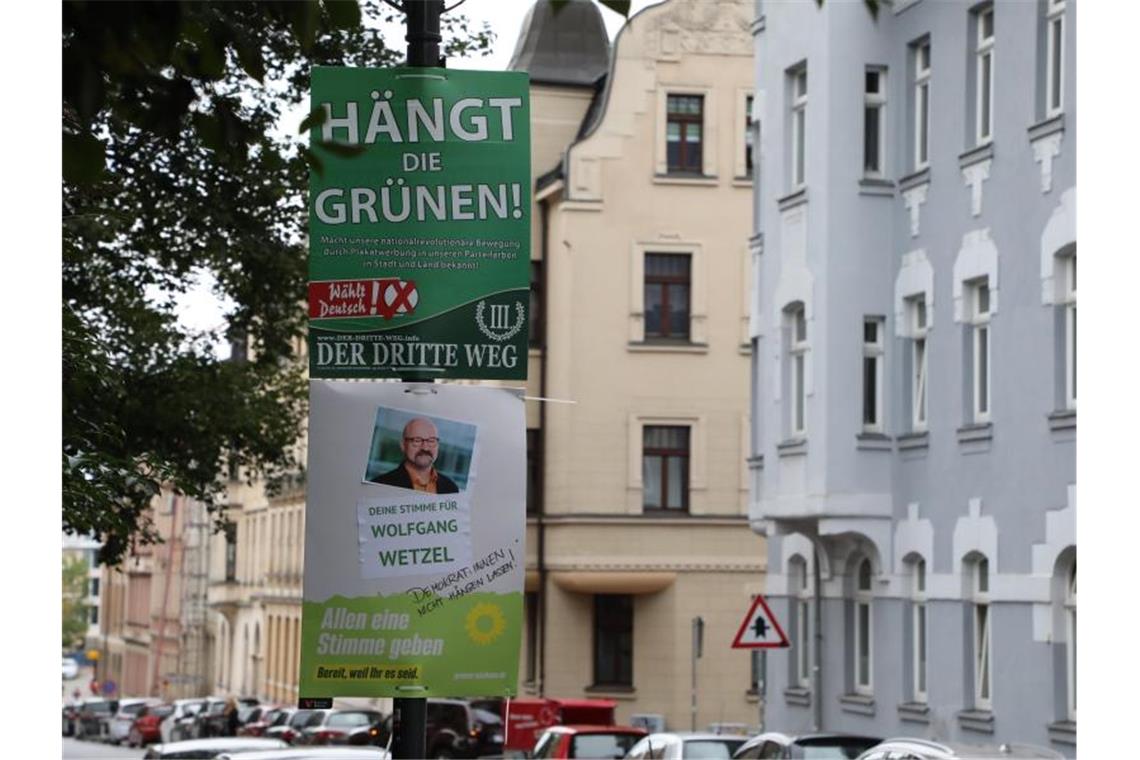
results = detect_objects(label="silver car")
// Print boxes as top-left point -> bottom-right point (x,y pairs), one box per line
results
855,739 -> 1064,760
626,732 -> 750,759
142,736 -> 288,759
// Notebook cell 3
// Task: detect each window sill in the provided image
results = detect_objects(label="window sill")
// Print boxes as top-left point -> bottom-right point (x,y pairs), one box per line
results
777,438 -> 807,457
654,173 -> 718,187
784,687 -> 812,707
745,689 -> 761,704
1047,719 -> 1076,746
747,454 -> 765,471
858,177 -> 895,196
1048,409 -> 1076,432
1029,113 -> 1066,142
958,709 -> 995,734
856,432 -> 892,451
732,177 -> 754,187
897,431 -> 929,451
959,142 -> 994,169
640,508 -> 693,518
897,702 -> 931,724
899,167 -> 931,192
627,341 -> 708,354
956,422 -> 993,444
585,684 -> 637,700
777,187 -> 808,211
839,693 -> 875,716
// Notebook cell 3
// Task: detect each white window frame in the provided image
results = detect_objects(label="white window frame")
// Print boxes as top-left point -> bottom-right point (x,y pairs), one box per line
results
972,557 -> 993,711
854,559 -> 874,695
975,6 -> 995,144
909,296 -> 929,431
969,279 -> 992,422
794,558 -> 813,688
864,68 -> 886,177
790,306 -> 808,436
914,41 -> 931,170
791,67 -> 808,189
863,318 -> 884,432
1065,561 -> 1076,720
912,558 -> 928,703
1046,0 -> 1066,117
1062,254 -> 1076,410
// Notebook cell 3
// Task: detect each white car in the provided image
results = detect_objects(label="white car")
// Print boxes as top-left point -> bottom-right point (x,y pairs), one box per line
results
108,698 -> 162,745
217,749 -> 390,760
142,736 -> 288,759
161,698 -> 207,744
62,658 -> 80,680
625,732 -> 749,760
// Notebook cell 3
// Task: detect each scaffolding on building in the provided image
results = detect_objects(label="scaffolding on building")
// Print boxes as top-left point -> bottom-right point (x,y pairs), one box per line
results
163,497 -> 212,698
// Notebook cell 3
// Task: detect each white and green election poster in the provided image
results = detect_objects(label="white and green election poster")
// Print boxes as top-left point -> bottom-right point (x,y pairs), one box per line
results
308,66 -> 531,380
300,380 -> 525,699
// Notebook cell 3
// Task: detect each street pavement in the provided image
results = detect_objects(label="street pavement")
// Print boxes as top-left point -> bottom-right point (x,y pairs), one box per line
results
62,737 -> 146,759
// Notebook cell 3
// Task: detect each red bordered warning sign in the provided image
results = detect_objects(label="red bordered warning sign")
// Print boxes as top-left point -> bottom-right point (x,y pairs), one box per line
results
731,594 -> 791,649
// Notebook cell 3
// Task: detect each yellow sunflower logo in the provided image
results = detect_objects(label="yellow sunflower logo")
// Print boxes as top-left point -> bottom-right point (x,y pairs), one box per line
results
465,602 -> 506,645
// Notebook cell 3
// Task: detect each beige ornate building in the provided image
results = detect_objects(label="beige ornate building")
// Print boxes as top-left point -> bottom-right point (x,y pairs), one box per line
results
513,0 -> 764,730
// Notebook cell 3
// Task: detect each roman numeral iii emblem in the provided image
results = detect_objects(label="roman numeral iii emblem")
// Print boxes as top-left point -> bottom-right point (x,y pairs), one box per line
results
475,300 -> 527,342
489,304 -> 511,330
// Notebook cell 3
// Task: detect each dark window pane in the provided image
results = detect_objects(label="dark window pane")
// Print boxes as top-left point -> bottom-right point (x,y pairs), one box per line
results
863,356 -> 877,425
864,106 -> 879,173
668,284 -> 690,336
526,429 -> 540,514
529,261 -> 542,348
644,283 -> 663,336
594,595 -> 633,686
865,70 -> 879,94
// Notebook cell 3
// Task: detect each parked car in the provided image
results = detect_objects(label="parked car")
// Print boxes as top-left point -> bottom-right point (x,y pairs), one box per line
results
162,698 -> 208,744
242,707 -> 294,738
191,698 -> 230,738
267,709 -> 327,745
424,699 -> 504,758
74,698 -> 118,741
733,732 -> 883,759
141,736 -> 287,759
854,739 -> 1064,760
129,704 -> 175,747
345,715 -> 389,747
625,732 -> 749,760
295,710 -> 383,746
216,749 -> 390,760
63,657 -> 80,680
109,698 -> 163,744
531,725 -> 647,759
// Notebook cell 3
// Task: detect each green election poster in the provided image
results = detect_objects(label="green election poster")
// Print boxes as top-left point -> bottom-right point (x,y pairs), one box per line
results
308,67 -> 530,380
300,381 -> 525,699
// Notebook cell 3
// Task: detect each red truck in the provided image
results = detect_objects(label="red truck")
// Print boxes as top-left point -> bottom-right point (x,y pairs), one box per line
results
501,698 -> 630,755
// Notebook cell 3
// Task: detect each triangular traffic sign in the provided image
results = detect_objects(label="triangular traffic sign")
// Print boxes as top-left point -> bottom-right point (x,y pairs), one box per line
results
731,593 -> 790,649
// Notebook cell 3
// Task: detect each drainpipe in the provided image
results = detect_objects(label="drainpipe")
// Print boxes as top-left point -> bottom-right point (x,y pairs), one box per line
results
813,546 -> 823,731
537,196 -> 550,698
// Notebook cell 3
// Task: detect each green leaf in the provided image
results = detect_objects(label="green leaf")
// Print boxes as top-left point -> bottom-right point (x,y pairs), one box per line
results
324,0 -> 362,30
234,34 -> 266,82
300,145 -> 325,178
288,0 -> 321,52
299,106 -> 329,135
62,132 -> 106,184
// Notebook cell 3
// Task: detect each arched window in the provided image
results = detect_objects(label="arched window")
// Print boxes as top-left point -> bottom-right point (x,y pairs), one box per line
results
789,555 -> 813,688
853,558 -> 874,694
968,555 -> 992,710
1065,559 -> 1076,720
910,556 -> 928,703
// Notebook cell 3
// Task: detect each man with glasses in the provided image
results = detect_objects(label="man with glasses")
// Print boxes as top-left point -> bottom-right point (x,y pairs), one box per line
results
370,417 -> 460,494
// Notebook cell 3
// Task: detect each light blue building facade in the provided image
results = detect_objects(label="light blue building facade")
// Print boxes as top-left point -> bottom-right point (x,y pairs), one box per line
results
747,0 -> 1076,754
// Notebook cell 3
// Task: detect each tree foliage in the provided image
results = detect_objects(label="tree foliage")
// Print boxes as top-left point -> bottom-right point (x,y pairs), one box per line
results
62,554 -> 90,651
62,1 -> 493,565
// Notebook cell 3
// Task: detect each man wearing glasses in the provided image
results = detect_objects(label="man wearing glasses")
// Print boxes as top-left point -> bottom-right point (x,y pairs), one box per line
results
370,417 -> 460,494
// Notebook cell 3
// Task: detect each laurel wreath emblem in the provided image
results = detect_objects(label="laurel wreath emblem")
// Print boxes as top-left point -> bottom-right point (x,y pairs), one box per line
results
474,300 -> 526,342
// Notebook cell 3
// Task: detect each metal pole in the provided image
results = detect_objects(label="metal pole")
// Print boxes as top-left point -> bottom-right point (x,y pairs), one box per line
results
392,5 -> 444,756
